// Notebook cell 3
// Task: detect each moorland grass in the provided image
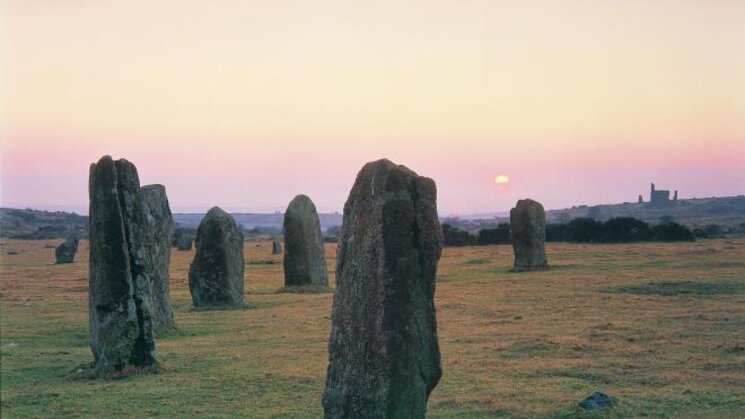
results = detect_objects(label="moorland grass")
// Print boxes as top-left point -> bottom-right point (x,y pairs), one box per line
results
1,239 -> 744,418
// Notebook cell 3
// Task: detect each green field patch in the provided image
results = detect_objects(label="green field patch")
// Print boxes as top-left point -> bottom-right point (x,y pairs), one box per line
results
463,258 -> 490,265
716,344 -> 745,358
539,367 -> 615,386
500,339 -> 562,358
187,299 -> 283,311
431,399 -> 507,417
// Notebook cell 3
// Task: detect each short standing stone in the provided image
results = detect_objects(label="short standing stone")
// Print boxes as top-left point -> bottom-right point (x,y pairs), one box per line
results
272,240 -> 282,255
175,234 -> 193,251
579,392 -> 614,411
510,199 -> 548,271
188,207 -> 245,307
141,184 -> 176,330
283,195 -> 327,287
55,235 -> 79,264
88,156 -> 157,373
323,159 -> 443,418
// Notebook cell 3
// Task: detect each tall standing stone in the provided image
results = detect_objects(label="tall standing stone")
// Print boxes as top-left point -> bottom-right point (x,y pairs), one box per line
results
323,159 -> 443,419
55,235 -> 79,264
510,199 -> 548,271
188,207 -> 245,307
88,156 -> 157,373
272,240 -> 282,255
283,195 -> 328,287
141,184 -> 176,330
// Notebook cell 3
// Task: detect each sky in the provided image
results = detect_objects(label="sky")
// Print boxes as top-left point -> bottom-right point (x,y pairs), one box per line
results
1,0 -> 744,216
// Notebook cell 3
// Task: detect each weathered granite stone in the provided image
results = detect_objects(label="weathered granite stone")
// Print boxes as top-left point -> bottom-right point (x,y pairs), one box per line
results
175,233 -> 193,251
141,184 -> 176,330
188,207 -> 244,307
88,156 -> 157,373
283,195 -> 328,287
55,235 -> 79,264
272,240 -> 282,255
322,159 -> 443,419
510,199 -> 548,271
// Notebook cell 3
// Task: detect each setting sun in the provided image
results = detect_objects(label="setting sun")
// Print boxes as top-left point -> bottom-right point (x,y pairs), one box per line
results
494,175 -> 510,185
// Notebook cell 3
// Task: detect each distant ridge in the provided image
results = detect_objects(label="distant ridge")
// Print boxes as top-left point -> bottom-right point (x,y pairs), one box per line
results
171,212 -> 343,231
2,195 -> 744,238
442,195 -> 745,232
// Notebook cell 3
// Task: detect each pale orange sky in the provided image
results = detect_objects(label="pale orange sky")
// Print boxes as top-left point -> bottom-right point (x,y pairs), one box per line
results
1,0 -> 743,214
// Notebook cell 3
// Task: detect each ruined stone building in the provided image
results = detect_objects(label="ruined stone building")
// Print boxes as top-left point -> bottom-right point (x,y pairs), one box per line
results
649,183 -> 678,206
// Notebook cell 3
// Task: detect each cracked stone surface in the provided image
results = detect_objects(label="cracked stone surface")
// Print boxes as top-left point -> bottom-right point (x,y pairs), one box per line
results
141,184 -> 176,330
88,156 -> 157,373
323,159 -> 443,419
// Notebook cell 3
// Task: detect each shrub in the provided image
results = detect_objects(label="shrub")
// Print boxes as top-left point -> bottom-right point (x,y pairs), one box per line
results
545,223 -> 568,242
566,217 -> 604,242
477,223 -> 510,245
442,224 -> 477,247
652,222 -> 694,241
601,217 -> 653,242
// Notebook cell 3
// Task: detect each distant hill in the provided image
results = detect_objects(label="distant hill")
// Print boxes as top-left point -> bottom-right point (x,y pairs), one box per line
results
3,195 -> 744,239
546,196 -> 745,230
0,208 -> 88,239
172,212 -> 343,233
0,208 -> 343,239
442,195 -> 745,235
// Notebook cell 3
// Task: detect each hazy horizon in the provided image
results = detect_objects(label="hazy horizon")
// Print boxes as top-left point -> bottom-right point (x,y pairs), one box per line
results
2,1 -> 744,215
4,188 -> 743,219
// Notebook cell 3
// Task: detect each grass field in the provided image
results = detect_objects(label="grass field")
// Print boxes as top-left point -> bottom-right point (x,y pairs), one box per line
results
1,238 -> 744,418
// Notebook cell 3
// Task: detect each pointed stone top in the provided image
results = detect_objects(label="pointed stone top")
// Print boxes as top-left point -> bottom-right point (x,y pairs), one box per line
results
359,158 -> 419,177
141,184 -> 166,193
205,206 -> 231,218
287,194 -> 318,212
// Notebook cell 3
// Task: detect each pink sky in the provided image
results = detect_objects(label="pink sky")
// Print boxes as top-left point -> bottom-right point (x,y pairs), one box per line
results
1,1 -> 744,215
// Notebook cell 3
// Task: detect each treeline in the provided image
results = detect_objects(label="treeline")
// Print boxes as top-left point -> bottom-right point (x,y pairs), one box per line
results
442,217 -> 696,247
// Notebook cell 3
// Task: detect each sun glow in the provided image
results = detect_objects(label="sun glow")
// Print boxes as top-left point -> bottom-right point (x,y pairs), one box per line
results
494,175 -> 510,185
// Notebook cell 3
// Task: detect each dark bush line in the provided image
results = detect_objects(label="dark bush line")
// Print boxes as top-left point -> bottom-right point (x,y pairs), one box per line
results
442,224 -> 478,246
443,217 -> 696,247
547,217 -> 694,243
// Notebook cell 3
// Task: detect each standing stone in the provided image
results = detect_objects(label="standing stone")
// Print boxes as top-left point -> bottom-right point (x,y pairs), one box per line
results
510,199 -> 548,271
323,159 -> 443,419
272,240 -> 282,255
141,184 -> 176,330
283,195 -> 328,287
175,234 -> 193,251
88,156 -> 157,373
188,207 -> 244,307
55,235 -> 79,264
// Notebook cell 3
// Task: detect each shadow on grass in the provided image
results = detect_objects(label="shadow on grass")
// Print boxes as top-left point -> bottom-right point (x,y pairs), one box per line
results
66,362 -> 160,381
275,284 -> 333,294
188,301 -> 280,312
601,280 -> 744,296
246,260 -> 281,265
